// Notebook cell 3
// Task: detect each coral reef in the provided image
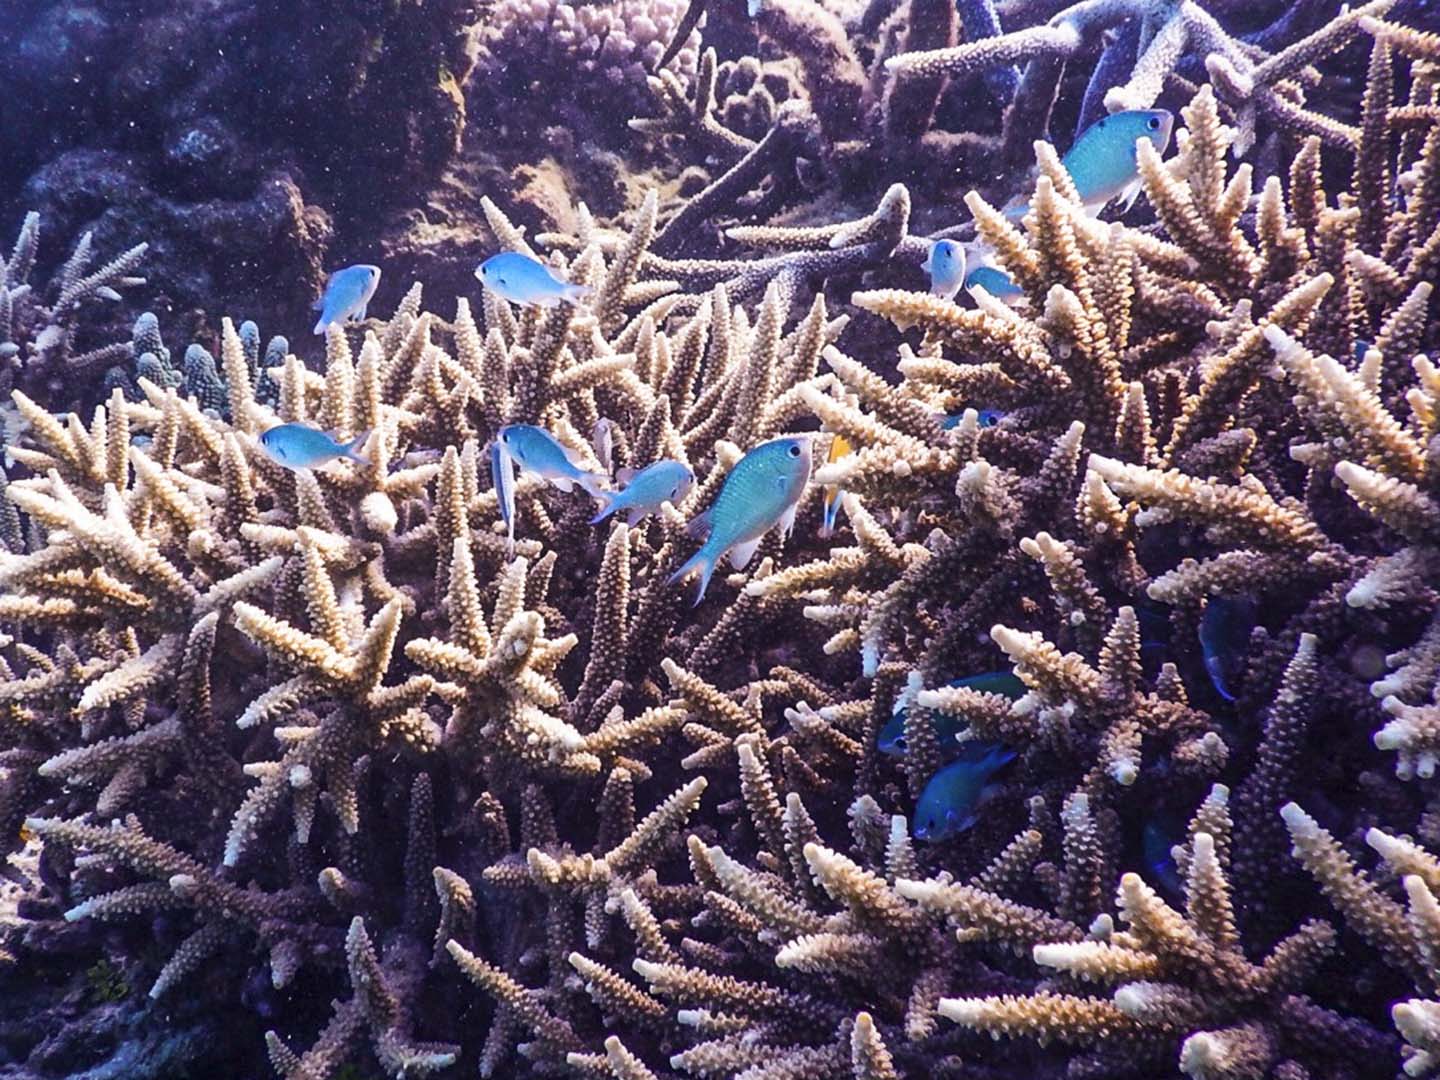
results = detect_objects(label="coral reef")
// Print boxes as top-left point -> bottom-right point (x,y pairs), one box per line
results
0,2 -> 1438,1080
0,212 -> 147,406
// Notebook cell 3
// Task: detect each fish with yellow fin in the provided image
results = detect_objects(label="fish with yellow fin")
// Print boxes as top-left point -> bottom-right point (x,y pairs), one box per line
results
819,433 -> 852,537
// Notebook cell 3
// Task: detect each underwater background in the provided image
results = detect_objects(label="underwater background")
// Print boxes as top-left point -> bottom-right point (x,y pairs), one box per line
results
3,0 -> 1440,1077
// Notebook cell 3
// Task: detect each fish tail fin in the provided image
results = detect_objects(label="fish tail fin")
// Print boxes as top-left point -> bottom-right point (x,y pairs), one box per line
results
576,471 -> 608,499
589,490 -> 618,525
561,283 -> 594,307
667,547 -> 716,607
342,430 -> 372,467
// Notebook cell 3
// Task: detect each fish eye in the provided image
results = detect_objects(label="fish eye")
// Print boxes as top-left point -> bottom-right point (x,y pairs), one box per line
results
1147,116 -> 1161,130
788,444 -> 801,457
501,432 -> 510,442
895,736 -> 906,750
497,276 -> 508,286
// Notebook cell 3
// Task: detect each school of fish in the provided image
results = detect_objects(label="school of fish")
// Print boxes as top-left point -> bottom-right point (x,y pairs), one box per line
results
278,115 -> 1198,839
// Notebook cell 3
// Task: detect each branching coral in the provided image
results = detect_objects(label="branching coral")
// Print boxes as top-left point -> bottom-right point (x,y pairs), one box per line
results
0,212 -> 148,406
0,8 -> 1436,1080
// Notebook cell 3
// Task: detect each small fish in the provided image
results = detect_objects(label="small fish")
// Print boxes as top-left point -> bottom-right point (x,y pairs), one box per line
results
591,459 -> 695,526
912,740 -> 1017,842
669,436 -> 812,605
819,433 -> 852,538
921,239 -> 967,300
497,424 -> 608,496
940,409 -> 1005,431
491,438 -> 518,553
259,423 -> 370,471
313,264 -> 381,336
1355,338 -> 1376,362
964,265 -> 1025,302
1136,597 -> 1171,674
1005,109 -> 1174,220
1199,594 -> 1257,702
1141,818 -> 1184,900
476,252 -> 592,309
880,671 -> 1025,756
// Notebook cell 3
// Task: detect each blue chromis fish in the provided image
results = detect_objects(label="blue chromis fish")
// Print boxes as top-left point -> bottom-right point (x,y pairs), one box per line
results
819,433 -> 852,538
669,436 -> 813,605
497,425 -> 608,497
259,423 -> 370,470
1199,594 -> 1257,702
964,265 -> 1025,302
313,264 -> 381,335
941,409 -> 1005,431
476,252 -> 592,309
879,671 -> 1024,756
921,239 -> 967,300
491,437 -> 518,552
1141,818 -> 1184,900
591,459 -> 695,526
913,740 -> 1017,841
1005,109 -> 1174,220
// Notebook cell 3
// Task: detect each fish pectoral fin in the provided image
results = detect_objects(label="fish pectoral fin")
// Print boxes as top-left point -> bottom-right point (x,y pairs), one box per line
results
778,500 -> 799,542
353,304 -> 369,322
1116,179 -> 1143,215
685,509 -> 713,540
729,536 -> 763,570
551,476 -> 575,493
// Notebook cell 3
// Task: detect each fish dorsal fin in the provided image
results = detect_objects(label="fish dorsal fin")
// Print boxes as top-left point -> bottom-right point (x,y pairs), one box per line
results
685,509 -> 713,540
729,536 -> 763,570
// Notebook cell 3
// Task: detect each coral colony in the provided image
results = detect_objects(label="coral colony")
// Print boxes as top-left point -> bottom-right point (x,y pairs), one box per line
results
1,0 -> 1439,1079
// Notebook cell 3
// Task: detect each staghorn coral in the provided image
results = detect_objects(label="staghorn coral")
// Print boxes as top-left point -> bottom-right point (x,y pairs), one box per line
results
0,212 -> 148,407
0,13 -> 1437,1080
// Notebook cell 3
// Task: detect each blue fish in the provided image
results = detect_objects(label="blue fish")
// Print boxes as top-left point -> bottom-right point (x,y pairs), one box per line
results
964,265 -> 1025,302
913,740 -> 1017,842
1141,818 -> 1184,900
591,459 -> 695,526
669,436 -> 812,606
497,425 -> 608,497
1135,598 -> 1171,674
491,437 -> 518,552
940,409 -> 1005,431
313,265 -> 381,336
259,423 -> 370,470
879,671 -> 1025,756
1005,109 -> 1174,220
1199,594 -> 1257,702
921,239 -> 967,300
1355,339 -> 1375,362
476,252 -> 592,309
